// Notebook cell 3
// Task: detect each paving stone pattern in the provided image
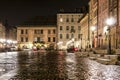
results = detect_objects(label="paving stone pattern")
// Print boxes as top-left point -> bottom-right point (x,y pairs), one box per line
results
0,51 -> 120,80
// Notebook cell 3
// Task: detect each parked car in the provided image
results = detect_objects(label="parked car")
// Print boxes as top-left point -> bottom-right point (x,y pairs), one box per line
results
39,46 -> 46,53
10,47 -> 17,51
67,47 -> 78,53
32,46 -> 37,51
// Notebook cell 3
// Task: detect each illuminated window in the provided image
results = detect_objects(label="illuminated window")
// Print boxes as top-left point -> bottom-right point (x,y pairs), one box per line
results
60,18 -> 63,22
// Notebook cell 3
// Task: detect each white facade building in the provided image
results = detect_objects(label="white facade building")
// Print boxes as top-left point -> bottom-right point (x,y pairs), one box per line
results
57,13 -> 83,49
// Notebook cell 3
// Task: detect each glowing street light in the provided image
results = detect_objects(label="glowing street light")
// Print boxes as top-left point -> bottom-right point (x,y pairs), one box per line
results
106,17 -> 116,54
106,17 -> 116,26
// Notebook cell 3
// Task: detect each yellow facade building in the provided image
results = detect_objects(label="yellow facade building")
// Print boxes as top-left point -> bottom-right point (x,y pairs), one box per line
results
17,25 -> 57,49
0,23 -> 5,49
80,14 -> 89,49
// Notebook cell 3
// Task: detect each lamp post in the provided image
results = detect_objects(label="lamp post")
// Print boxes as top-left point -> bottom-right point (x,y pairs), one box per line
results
80,34 -> 83,49
91,26 -> 96,48
106,17 -> 116,54
70,28 -> 75,48
104,26 -> 108,48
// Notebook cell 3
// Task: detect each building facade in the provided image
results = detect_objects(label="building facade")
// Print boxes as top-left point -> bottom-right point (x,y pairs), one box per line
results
0,23 -> 5,49
17,25 -> 57,49
108,0 -> 119,49
98,0 -> 119,49
57,13 -> 83,49
98,0 -> 109,48
89,0 -> 120,49
89,0 -> 98,48
80,14 -> 89,49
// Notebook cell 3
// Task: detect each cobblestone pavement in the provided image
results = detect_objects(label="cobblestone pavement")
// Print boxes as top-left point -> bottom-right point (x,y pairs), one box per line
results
0,52 -> 18,76
0,51 -> 120,80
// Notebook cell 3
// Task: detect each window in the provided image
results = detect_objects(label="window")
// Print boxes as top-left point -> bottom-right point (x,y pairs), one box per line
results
71,18 -> 74,22
21,30 -> 24,34
26,37 -> 28,42
48,37 -> 51,42
53,29 -> 56,34
34,37 -> 37,41
48,30 -> 51,34
41,29 -> 43,34
71,26 -> 75,33
66,26 -> 69,30
66,34 -> 69,39
34,30 -> 37,34
37,37 -> 40,42
34,30 -> 43,34
60,26 -> 62,30
38,30 -> 41,34
71,34 -> 74,38
21,37 -> 24,42
78,34 -> 80,39
25,30 -> 28,34
53,37 -> 55,42
60,34 -> 62,39
66,18 -> 69,22
71,26 -> 74,29
60,18 -> 63,22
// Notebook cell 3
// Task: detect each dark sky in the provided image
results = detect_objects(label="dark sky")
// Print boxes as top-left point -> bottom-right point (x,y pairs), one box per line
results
0,0 -> 89,26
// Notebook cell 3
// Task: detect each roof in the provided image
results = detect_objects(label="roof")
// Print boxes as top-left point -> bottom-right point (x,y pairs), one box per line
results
20,15 -> 57,26
58,6 -> 88,14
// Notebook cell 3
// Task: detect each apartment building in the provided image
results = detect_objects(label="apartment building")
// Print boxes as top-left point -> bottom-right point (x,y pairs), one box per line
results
80,14 -> 89,49
17,25 -> 57,49
89,0 -> 98,48
57,13 -> 84,49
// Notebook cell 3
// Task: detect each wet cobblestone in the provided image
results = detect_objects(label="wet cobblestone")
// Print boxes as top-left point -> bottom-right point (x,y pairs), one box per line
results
0,52 -> 18,76
0,51 -> 120,80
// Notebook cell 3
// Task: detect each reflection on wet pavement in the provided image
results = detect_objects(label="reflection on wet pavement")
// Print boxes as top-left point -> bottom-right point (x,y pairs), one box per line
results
0,51 -> 120,80
0,52 -> 18,76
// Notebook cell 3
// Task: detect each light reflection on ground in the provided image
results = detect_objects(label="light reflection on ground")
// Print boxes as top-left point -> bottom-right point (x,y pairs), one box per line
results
0,51 -> 119,79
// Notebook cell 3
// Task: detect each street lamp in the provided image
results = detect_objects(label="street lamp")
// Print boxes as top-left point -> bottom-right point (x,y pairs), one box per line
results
80,34 -> 83,49
104,26 -> 108,48
91,26 -> 96,48
106,17 -> 116,54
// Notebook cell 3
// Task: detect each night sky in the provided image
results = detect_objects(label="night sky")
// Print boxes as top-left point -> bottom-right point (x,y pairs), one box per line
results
0,0 -> 89,26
